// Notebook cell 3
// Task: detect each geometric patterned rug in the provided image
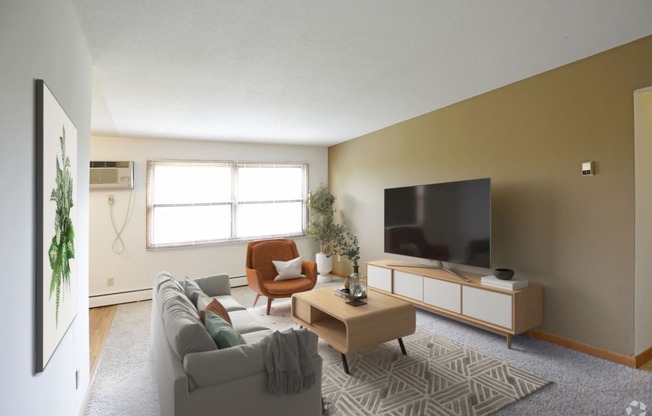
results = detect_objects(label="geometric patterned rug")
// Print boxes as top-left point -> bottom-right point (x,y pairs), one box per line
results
320,330 -> 551,416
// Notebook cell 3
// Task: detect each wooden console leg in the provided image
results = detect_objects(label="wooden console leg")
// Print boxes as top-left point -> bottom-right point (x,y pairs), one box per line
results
506,334 -> 513,349
398,338 -> 407,355
341,354 -> 350,375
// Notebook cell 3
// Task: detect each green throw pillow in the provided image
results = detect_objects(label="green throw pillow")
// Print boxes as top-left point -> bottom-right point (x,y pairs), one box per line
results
204,311 -> 246,349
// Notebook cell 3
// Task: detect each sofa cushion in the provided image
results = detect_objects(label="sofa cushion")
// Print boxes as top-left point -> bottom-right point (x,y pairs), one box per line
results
155,271 -> 183,292
156,273 -> 217,360
264,277 -> 314,295
163,298 -> 218,360
204,311 -> 247,349
229,310 -> 270,334
199,298 -> 232,326
183,277 -> 205,307
157,277 -> 189,315
198,294 -> 246,313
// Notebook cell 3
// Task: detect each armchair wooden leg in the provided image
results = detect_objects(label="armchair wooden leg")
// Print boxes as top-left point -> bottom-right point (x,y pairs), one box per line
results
266,298 -> 273,315
253,294 -> 260,308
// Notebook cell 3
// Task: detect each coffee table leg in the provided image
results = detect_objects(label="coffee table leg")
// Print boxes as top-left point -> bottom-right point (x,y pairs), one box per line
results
341,354 -> 350,375
398,338 -> 407,355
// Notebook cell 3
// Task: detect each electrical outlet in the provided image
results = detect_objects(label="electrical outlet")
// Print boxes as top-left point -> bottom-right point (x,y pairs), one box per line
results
107,194 -> 114,205
107,277 -> 114,287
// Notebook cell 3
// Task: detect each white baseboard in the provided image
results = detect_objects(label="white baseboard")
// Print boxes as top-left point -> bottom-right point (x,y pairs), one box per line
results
230,275 -> 247,287
89,289 -> 152,308
89,276 -> 248,307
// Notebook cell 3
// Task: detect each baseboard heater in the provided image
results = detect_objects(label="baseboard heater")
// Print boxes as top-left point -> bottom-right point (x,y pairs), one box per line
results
230,275 -> 247,288
89,276 -> 248,307
89,288 -> 152,308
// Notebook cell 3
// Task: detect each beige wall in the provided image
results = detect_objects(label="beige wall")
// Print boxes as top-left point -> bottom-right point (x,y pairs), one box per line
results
89,135 -> 326,304
329,35 -> 652,356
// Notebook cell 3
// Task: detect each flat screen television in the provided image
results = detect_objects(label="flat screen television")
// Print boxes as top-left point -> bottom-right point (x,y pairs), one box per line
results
384,178 -> 491,277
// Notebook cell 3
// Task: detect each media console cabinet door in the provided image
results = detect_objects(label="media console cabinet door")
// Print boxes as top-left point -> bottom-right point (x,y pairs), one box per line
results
394,271 -> 423,301
423,278 -> 461,313
367,265 -> 392,292
462,286 -> 512,329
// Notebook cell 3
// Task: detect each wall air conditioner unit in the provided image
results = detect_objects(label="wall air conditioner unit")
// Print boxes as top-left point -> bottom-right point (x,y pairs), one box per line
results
90,161 -> 134,189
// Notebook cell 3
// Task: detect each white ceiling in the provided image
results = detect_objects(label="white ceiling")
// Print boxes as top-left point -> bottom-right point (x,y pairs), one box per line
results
72,1 -> 652,146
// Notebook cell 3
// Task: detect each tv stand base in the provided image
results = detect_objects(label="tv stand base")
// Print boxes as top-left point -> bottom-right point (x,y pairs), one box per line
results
386,261 -> 471,282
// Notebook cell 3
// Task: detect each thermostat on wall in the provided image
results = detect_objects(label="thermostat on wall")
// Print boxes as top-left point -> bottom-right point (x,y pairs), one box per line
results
582,161 -> 594,176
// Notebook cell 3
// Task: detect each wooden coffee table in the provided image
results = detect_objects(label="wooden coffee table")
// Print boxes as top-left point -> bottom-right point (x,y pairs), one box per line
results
291,287 -> 416,374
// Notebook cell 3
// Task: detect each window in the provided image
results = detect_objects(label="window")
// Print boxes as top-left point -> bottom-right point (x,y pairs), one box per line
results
146,160 -> 308,249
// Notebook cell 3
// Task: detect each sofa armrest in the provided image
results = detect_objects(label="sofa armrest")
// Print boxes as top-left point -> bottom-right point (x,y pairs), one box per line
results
183,343 -> 265,388
193,273 -> 231,296
183,333 -> 321,389
301,261 -> 318,285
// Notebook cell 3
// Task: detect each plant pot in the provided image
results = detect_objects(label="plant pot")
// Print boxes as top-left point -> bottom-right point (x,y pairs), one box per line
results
316,252 -> 333,283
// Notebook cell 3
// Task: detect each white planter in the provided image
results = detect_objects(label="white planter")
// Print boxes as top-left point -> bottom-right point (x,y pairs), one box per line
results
316,252 -> 333,283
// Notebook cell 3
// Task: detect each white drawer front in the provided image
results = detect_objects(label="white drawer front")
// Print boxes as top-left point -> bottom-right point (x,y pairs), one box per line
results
394,270 -> 423,301
423,278 -> 461,313
367,265 -> 392,292
462,286 -> 512,329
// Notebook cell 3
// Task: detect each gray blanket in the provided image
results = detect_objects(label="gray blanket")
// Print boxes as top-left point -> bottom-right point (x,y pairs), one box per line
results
261,328 -> 318,395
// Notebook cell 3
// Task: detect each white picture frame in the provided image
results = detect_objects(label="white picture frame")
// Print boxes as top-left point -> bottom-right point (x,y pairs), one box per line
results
35,80 -> 78,373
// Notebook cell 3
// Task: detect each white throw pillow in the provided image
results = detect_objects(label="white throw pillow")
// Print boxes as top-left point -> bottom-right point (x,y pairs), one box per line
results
272,257 -> 306,281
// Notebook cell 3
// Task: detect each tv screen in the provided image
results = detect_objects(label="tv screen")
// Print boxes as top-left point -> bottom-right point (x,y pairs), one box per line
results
384,178 -> 491,268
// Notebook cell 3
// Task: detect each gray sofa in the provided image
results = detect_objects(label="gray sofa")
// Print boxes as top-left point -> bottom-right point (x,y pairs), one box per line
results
151,272 -> 323,416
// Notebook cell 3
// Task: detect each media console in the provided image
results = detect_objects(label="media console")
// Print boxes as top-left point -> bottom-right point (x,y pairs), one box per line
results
366,259 -> 544,348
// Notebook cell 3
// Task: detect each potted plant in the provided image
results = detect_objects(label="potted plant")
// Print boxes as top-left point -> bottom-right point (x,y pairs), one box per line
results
335,227 -> 365,303
334,227 -> 360,269
305,185 -> 344,281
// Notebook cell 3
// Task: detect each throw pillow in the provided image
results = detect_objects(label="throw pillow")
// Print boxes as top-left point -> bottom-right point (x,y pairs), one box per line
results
199,298 -> 232,326
272,257 -> 305,281
193,273 -> 230,296
196,294 -> 212,311
204,311 -> 246,349
184,277 -> 205,308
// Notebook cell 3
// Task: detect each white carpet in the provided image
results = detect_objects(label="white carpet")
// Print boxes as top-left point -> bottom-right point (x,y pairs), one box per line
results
84,301 -> 159,416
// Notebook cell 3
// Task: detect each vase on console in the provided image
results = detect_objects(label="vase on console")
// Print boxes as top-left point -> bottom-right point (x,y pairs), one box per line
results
345,264 -> 367,306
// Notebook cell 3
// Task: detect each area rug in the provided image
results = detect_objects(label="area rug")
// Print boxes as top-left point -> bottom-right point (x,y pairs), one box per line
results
249,297 -> 550,416
319,330 -> 549,416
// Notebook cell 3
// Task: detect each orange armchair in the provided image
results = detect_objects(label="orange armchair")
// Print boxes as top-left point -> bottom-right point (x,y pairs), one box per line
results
246,239 -> 317,315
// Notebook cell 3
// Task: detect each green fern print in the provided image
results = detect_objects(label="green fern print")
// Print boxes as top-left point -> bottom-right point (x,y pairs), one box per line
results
48,127 -> 75,327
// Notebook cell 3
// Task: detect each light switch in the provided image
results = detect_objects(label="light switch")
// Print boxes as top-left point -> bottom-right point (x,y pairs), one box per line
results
582,161 -> 594,176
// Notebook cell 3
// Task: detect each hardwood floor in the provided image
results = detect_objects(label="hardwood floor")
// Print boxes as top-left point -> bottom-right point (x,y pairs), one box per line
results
89,305 -> 116,379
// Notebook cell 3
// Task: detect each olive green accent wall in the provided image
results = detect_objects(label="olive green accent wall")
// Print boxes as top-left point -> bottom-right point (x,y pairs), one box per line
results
329,35 -> 652,356
634,88 -> 652,355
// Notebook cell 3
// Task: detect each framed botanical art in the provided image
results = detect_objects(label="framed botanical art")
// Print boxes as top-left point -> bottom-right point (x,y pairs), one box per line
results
35,80 -> 78,373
